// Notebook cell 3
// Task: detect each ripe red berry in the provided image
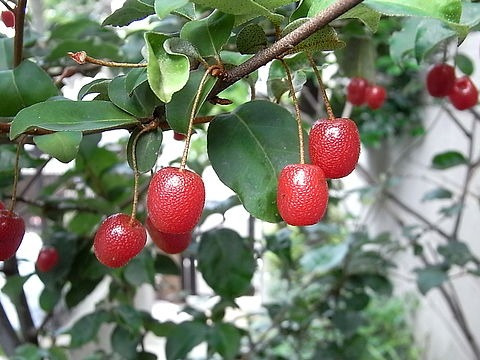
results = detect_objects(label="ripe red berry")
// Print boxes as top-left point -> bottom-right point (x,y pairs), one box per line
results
94,213 -> 146,268
277,164 -> 328,226
146,217 -> 191,254
365,85 -> 387,110
173,132 -> 187,141
426,63 -> 455,97
0,210 -> 25,261
147,167 -> 205,234
448,76 -> 478,110
347,77 -> 369,105
1,10 -> 15,28
308,118 -> 361,179
36,246 -> 59,272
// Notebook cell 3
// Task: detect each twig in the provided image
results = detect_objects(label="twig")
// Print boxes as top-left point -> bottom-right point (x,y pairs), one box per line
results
0,300 -> 20,356
442,105 -> 472,139
307,54 -> 335,120
68,51 -> 146,68
13,0 -> 26,66
0,0 -> 14,11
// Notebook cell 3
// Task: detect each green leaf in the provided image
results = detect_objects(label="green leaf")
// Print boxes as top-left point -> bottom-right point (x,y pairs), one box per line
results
0,37 -> 14,70
155,0 -> 189,19
165,321 -> 209,360
416,265 -> 448,294
389,18 -> 421,64
144,32 -> 190,103
267,59 -> 307,101
78,79 -> 111,101
414,18 -> 456,62
197,228 -> 255,299
10,100 -> 138,140
108,75 -> 160,117
236,24 -> 268,54
180,10 -> 234,58
111,325 -> 141,359
127,127 -> 163,173
282,19 -> 345,54
12,344 -> 43,360
164,37 -> 205,63
460,2 -> 480,28
154,254 -> 181,275
39,287 -> 61,312
431,151 -> 468,169
300,243 -> 349,273
165,69 -> 216,133
421,187 -> 453,202
103,0 -> 155,27
337,37 -> 376,80
438,242 -> 473,266
455,53 -> 474,76
123,254 -> 155,286
0,61 -> 59,117
1,275 -> 29,303
208,100 -> 303,222
33,131 -> 83,163
338,4 -> 382,33
69,310 -> 111,347
208,323 -> 242,360
125,68 -> 149,95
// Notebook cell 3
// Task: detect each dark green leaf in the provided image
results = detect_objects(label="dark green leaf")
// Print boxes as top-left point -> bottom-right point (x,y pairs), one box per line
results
421,187 -> 453,202
339,4 -> 381,32
165,69 -> 216,133
331,311 -> 366,338
10,100 -> 138,140
337,37 -> 376,80
144,32 -> 190,103
11,344 -> 43,360
438,242 -> 473,266
432,151 -> 468,169
154,254 -> 181,275
123,254 -> 155,286
0,61 -> 59,117
39,287 -> 61,312
416,265 -> 448,294
1,275 -> 29,303
125,68 -> 148,95
111,325 -> 141,359
455,53 -> 474,76
33,131 -> 83,163
207,100 -> 304,222
180,10 -> 234,57
197,229 -> 255,299
414,19 -> 456,62
0,37 -> 13,70
155,0 -> 189,19
69,310 -> 111,347
47,347 -> 69,360
165,321 -> 209,360
236,24 -> 268,54
103,0 -> 155,27
78,79 -> 111,101
208,323 -> 242,360
127,127 -> 163,173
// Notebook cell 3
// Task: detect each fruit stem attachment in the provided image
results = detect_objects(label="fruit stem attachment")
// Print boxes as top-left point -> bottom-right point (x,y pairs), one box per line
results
68,51 -> 147,68
307,54 -> 335,121
9,136 -> 25,212
280,59 -> 305,164
180,68 -> 212,170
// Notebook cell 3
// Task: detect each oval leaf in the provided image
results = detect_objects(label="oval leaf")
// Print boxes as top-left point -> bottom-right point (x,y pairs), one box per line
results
127,128 -> 163,173
165,321 -> 209,360
144,32 -> 190,103
10,100 -> 138,140
154,0 -> 189,19
197,228 -> 256,299
103,0 -> 155,27
34,131 -> 83,163
78,78 -> 111,101
207,100 -> 304,222
431,150 -> 468,169
236,23 -> 268,54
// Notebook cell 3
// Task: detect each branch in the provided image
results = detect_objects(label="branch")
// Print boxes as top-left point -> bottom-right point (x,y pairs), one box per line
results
0,300 -> 20,356
207,0 -> 364,100
13,0 -> 27,67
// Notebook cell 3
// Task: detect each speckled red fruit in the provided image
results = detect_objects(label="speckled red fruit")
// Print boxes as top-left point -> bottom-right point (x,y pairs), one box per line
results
94,213 -> 146,268
347,77 -> 369,105
173,132 -> 187,141
448,76 -> 478,110
308,118 -> 361,179
1,10 -> 15,28
365,85 -> 387,109
426,64 -> 455,97
147,167 -> 205,234
0,210 -> 25,261
36,246 -> 59,272
146,217 -> 191,254
277,164 -> 328,226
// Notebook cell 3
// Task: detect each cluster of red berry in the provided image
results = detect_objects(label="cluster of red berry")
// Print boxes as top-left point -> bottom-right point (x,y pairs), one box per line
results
94,166 -> 205,268
1,10 -> 15,28
347,77 -> 387,110
277,117 -> 360,226
426,63 -> 478,110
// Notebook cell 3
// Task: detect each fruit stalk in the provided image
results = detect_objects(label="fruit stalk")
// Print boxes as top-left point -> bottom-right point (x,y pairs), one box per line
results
307,54 -> 335,121
9,136 -> 25,212
180,69 -> 211,170
280,59 -> 305,164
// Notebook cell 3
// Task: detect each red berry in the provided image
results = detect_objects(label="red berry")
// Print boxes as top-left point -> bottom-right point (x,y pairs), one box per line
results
426,63 -> 455,97
94,213 -> 146,268
173,132 -> 187,141
448,76 -> 478,110
146,217 -> 191,254
277,164 -> 328,226
308,118 -> 361,179
147,167 -> 205,234
365,85 -> 387,110
36,246 -> 59,272
0,201 -> 4,210
1,10 -> 15,28
0,210 -> 25,261
347,77 -> 369,105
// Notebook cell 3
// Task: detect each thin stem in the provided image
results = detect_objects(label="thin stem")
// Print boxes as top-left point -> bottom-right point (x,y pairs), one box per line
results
68,51 -> 147,68
9,136 -> 24,212
0,0 -> 14,11
307,54 -> 335,120
13,0 -> 26,66
280,59 -> 305,164
442,105 -> 472,139
180,69 -> 211,170
0,299 -> 20,356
